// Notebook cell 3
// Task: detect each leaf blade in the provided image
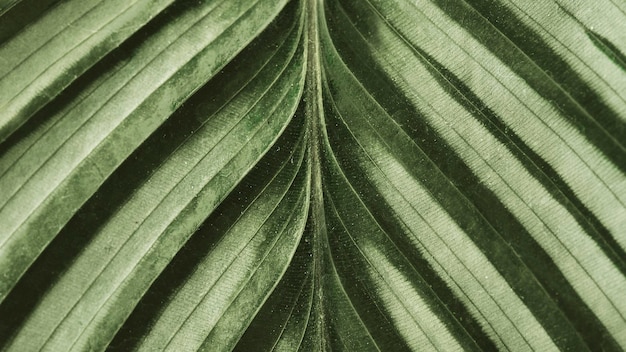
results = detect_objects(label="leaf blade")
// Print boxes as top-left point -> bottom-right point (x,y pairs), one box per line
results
0,0 -> 291,304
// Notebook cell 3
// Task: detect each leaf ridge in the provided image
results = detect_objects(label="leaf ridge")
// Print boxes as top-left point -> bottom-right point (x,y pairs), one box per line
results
340,0 -> 626,252
0,0 -> 139,94
321,8 -> 554,348
303,0 -> 332,350
448,0 -> 626,139
0,0 -> 101,78
345,0 -> 626,315
318,89 -> 482,350
4,9 -> 302,350
323,23 -> 611,341
427,0 -> 626,158
2,0 -> 626,350
0,0 -> 234,241
406,44 -> 626,272
321,56 -> 502,349
268,270 -> 312,351
325,92 -> 519,350
0,0 -> 278,209
43,60 -> 303,351
365,0 -> 626,189
197,184 -> 309,351
326,197 -> 445,351
155,124 -> 307,351
326,0 -> 624,346
323,40 -> 581,349
0,0 -> 177,142
0,0 -> 292,305
501,0 -> 626,107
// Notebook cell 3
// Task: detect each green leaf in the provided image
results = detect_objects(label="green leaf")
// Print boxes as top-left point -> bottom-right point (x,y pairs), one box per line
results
0,0 -> 176,142
0,0 -> 290,303
1,0 -> 625,350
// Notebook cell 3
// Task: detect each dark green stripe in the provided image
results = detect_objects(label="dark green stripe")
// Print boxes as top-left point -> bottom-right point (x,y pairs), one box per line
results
326,2 -> 623,349
322,111 -> 493,350
320,60 -> 497,352
107,5 -> 307,346
0,0 -> 61,44
411,46 -> 626,275
556,3 -> 626,74
323,196 -> 416,352
0,0 -> 189,156
324,237 -> 381,351
323,66 -> 583,351
351,0 -> 626,336
437,0 -> 626,170
108,109 -> 307,350
0,0 -> 291,345
233,227 -> 313,351
296,218 -> 332,352
586,30 -> 626,73
322,141 -> 433,350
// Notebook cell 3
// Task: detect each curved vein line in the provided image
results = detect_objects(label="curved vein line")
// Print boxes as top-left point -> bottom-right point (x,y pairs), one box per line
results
291,284 -> 314,352
325,54 -> 546,346
407,0 -> 626,150
504,0 -> 626,105
155,23 -> 304,272
321,10 -> 507,349
159,128 -> 306,351
0,0 -> 142,111
64,66 -> 303,350
140,126 -> 304,350
398,47 -> 612,247
340,17 -> 626,325
0,0 -> 232,210
170,192 -> 300,352
0,0 -> 102,81
319,87 -> 480,349
324,9 -> 528,350
321,50 -> 512,346
324,91 -> 513,351
285,274 -> 315,352
269,270 -> 311,351
37,44 -> 297,350
288,270 -> 315,352
363,0 -> 626,207
292,287 -> 314,351
332,6 -> 626,328
331,2 -> 554,309
0,0 -> 228,211
0,58 -> 129,181
0,0 -> 249,250
316,27 -> 395,347
322,239 -> 382,351
194,186 -> 308,352
327,195 -> 441,351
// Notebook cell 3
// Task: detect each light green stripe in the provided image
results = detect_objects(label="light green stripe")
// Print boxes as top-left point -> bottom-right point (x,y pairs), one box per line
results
503,0 -> 626,117
0,0 -> 102,78
361,0 -> 626,250
323,69 -> 556,349
363,242 -> 464,352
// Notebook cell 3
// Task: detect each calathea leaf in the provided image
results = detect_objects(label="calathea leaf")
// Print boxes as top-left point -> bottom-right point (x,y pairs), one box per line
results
0,0 -> 625,350
0,0 -> 178,142
0,0 -> 291,304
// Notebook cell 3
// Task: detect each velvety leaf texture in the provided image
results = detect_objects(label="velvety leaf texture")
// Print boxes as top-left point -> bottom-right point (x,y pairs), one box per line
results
0,0 -> 625,351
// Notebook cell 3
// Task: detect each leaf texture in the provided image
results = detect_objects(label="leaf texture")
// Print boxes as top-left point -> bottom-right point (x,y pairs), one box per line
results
0,0 -> 290,303
0,0 -> 625,350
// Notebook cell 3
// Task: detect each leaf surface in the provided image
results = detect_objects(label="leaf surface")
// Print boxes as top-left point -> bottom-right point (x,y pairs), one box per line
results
0,0 -> 290,303
0,0 -> 625,350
